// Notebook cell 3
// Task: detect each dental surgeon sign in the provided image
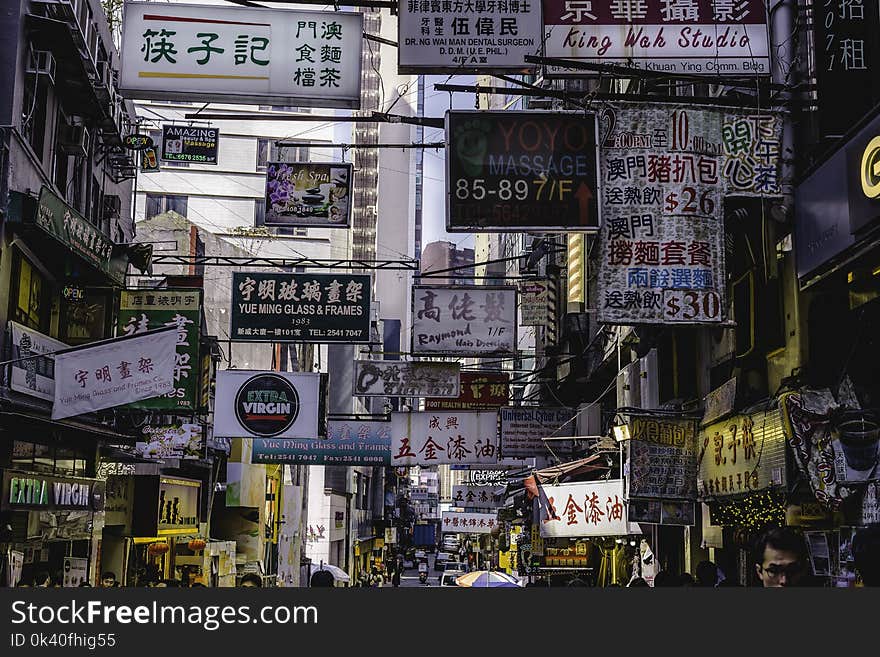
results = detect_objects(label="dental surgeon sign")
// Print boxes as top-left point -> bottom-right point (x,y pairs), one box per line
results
215,371 -> 321,439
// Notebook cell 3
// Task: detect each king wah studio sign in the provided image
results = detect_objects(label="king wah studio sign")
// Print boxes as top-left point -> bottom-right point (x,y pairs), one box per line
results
2,471 -> 105,512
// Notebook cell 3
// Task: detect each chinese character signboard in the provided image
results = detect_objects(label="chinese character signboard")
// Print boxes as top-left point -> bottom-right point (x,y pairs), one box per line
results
425,371 -> 510,410
118,289 -> 202,410
626,416 -> 698,500
8,321 -> 66,402
698,408 -> 786,498
596,103 -> 782,324
519,279 -> 551,326
251,419 -> 391,466
36,187 -> 124,285
215,370 -> 324,439
499,407 -> 576,458
451,484 -> 506,509
391,411 -> 499,466
120,3 -> 363,108
441,511 -> 497,534
398,0 -> 542,73
231,272 -> 370,342
446,111 -> 600,232
543,0 -> 770,76
136,423 -> 204,460
812,0 -> 880,138
161,124 -> 219,164
412,285 -> 516,355
353,360 -> 460,397
538,480 -> 628,538
51,329 -> 178,420
2,471 -> 105,512
265,162 -> 352,228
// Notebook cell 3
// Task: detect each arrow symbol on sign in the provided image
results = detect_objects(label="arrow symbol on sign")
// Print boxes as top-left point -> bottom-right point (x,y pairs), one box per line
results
575,182 -> 594,227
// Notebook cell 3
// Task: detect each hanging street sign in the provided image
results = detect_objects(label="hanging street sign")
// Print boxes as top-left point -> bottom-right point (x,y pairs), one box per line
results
161,124 -> 219,164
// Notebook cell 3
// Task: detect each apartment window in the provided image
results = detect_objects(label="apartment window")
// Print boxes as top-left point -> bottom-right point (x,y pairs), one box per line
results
257,138 -> 309,170
145,193 -> 188,219
11,441 -> 88,476
254,198 -> 266,226
10,251 -> 48,331
21,73 -> 48,159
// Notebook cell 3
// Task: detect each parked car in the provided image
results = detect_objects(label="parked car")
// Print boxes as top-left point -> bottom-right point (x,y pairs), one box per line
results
440,569 -> 466,587
442,535 -> 460,550
434,551 -> 451,571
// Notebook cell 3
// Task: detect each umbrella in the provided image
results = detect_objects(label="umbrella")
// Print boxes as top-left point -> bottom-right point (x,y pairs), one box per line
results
309,563 -> 350,583
455,570 -> 523,588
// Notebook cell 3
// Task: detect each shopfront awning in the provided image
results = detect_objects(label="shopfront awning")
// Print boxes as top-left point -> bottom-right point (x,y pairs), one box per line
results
0,410 -> 136,443
532,454 -> 611,484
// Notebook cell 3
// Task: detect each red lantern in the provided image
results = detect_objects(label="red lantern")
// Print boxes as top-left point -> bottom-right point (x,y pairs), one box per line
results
187,538 -> 207,552
147,542 -> 169,556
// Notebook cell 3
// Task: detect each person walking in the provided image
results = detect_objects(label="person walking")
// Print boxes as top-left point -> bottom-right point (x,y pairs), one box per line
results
391,566 -> 401,588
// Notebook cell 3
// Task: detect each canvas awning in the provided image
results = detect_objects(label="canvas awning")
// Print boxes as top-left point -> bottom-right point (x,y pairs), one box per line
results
532,454 -> 611,484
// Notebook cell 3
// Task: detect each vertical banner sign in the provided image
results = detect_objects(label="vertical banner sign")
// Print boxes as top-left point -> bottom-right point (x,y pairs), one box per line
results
626,416 -> 698,500
161,124 -> 219,163
537,480 -> 628,538
397,0 -> 543,72
251,419 -> 391,466
812,0 -> 880,138
499,407 -> 577,458
120,4 -> 363,108
543,0 -> 770,76
425,372 -> 510,410
519,279 -> 551,325
412,285 -> 516,354
445,111 -> 600,232
353,360 -> 460,397
118,289 -> 202,410
52,329 -> 178,420
265,162 -> 352,228
596,103 -> 782,324
231,272 -> 370,342
391,411 -> 499,466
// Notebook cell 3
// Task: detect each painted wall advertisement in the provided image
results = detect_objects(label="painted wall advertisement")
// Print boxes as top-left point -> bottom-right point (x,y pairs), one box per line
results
451,484 -> 506,509
161,124 -> 219,164
8,321 -> 66,402
390,411 -> 499,466
543,0 -> 770,76
440,511 -> 498,534
252,419 -> 391,466
118,289 -> 202,410
499,407 -> 577,458
412,285 -> 516,355
698,408 -> 787,498
353,360 -> 460,398
446,111 -> 600,232
265,162 -> 352,228
398,0 -> 542,72
596,103 -> 782,325
425,371 -> 509,410
231,272 -> 371,343
537,480 -> 629,538
214,371 -> 324,439
626,416 -> 698,500
52,329 -> 178,420
120,4 -> 363,108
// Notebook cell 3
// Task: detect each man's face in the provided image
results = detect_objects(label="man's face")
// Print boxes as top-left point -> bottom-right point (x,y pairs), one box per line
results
756,546 -> 804,587
101,577 -> 115,588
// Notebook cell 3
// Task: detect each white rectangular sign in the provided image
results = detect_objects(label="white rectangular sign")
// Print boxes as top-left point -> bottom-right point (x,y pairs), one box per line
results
538,480 -> 629,538
391,411 -> 499,466
214,371 -> 321,439
412,286 -> 516,355
353,360 -> 460,397
499,407 -> 577,458
120,3 -> 363,108
8,321 -> 67,402
441,511 -> 498,534
52,329 -> 177,420
451,484 -> 506,509
397,0 -> 543,72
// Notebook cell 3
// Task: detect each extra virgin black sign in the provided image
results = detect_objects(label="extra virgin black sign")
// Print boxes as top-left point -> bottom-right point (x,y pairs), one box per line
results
446,110 -> 601,232
231,272 -> 371,343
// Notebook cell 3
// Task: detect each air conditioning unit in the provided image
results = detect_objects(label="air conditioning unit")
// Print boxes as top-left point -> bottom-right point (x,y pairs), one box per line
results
26,50 -> 56,85
59,124 -> 89,157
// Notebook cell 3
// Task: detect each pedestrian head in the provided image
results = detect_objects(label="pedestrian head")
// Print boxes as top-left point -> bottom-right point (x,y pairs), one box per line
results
33,571 -> 51,587
239,573 -> 263,588
652,570 -> 675,587
753,526 -> 807,587
101,571 -> 117,588
852,523 -> 880,586
695,560 -> 719,587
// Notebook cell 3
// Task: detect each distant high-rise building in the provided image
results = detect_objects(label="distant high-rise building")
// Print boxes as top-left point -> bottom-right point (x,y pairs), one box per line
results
420,240 -> 475,285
